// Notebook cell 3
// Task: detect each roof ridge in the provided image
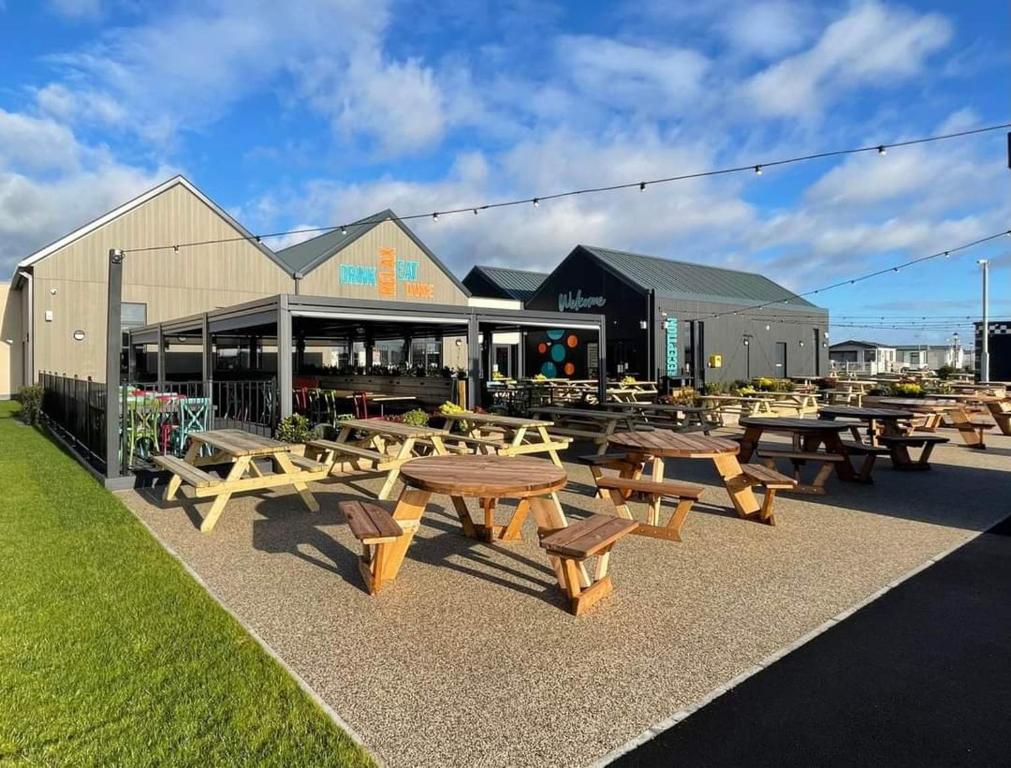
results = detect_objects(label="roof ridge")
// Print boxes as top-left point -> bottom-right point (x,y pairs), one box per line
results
579,243 -> 785,282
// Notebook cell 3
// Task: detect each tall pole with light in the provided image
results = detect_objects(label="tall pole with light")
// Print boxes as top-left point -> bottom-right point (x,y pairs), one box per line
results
742,333 -> 753,379
105,249 -> 125,480
977,259 -> 990,382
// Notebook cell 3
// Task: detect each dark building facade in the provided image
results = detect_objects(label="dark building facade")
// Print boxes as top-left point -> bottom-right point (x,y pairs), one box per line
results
524,245 -> 829,387
974,320 -> 1011,381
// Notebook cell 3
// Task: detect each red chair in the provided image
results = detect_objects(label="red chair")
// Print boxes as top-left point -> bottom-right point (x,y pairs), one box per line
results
352,391 -> 369,419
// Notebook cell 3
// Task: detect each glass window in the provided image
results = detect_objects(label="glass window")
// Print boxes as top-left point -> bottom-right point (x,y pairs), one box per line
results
121,302 -> 147,328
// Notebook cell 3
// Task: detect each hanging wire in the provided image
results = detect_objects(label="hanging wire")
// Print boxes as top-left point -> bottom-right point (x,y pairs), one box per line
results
120,121 -> 1011,255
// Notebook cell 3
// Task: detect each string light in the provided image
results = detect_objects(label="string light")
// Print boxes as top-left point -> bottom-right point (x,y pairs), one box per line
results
117,122 -> 1011,256
639,182 -> 646,191
877,145 -> 887,155
340,225 -> 348,235
532,198 -> 539,207
701,229 -> 1008,321
172,245 -> 179,253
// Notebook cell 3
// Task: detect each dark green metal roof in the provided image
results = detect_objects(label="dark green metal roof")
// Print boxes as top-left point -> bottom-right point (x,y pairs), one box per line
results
579,245 -> 818,309
463,265 -> 549,301
274,209 -> 394,275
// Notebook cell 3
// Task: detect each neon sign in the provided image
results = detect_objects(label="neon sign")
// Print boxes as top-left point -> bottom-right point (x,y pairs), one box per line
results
558,290 -> 606,312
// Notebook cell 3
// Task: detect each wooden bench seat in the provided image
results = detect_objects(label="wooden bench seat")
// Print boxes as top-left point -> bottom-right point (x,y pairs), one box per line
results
339,500 -> 406,595
878,435 -> 949,470
540,513 -> 638,615
739,464 -> 797,524
756,449 -> 845,494
307,438 -> 389,468
285,454 -> 328,472
154,455 -> 219,488
592,475 -> 703,542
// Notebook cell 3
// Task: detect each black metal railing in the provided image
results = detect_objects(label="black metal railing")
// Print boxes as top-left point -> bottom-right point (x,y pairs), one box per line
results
40,372 -> 107,472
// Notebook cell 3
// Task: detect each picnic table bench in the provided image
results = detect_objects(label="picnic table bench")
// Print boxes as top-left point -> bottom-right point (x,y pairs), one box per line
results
529,405 -> 647,453
441,411 -> 572,466
307,418 -> 449,499
155,429 -> 328,533
600,400 -> 715,433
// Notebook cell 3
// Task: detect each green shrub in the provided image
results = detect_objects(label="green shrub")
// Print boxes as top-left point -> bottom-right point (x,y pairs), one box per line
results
936,365 -> 956,380
275,414 -> 311,443
401,408 -> 429,427
890,383 -> 923,398
18,385 -> 43,425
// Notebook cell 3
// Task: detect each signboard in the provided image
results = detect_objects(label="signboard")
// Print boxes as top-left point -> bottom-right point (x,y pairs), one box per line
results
338,249 -> 435,300
587,342 -> 599,377
665,318 -> 679,376
558,290 -> 606,312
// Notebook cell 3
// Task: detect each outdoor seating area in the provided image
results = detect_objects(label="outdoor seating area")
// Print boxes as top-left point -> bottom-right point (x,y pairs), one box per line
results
120,413 -> 1011,767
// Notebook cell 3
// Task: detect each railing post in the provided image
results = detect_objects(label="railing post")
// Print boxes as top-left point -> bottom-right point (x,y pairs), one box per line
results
105,248 -> 124,479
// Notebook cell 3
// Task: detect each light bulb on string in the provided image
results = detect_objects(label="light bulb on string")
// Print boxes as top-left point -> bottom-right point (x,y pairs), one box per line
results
432,212 -> 439,221
532,198 -> 539,207
639,182 -> 646,191
877,145 -> 887,155
754,165 -> 763,176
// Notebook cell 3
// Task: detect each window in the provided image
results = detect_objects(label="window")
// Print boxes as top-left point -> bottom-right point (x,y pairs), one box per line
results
121,302 -> 147,329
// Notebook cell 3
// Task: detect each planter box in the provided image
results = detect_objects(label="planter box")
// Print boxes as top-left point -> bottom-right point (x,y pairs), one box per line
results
316,375 -> 458,407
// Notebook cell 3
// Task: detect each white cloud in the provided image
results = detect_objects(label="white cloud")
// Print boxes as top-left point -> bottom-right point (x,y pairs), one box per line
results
717,1 -> 819,58
47,0 -> 103,19
0,110 -> 82,173
744,2 -> 952,117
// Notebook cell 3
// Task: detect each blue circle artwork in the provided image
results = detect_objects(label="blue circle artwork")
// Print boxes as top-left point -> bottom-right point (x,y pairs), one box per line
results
541,361 -> 557,377
550,344 -> 566,362
546,329 -> 565,341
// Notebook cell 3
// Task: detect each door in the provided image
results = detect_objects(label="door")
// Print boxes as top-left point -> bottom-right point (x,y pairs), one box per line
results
775,342 -> 787,377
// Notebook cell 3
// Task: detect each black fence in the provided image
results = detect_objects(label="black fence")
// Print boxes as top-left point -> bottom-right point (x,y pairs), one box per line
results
40,372 -> 108,473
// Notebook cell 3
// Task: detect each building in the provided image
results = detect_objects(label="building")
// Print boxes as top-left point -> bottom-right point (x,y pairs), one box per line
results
462,265 -> 548,302
975,320 -> 1011,381
894,343 -> 966,372
2,177 -> 472,390
524,245 -> 829,386
828,340 -> 896,375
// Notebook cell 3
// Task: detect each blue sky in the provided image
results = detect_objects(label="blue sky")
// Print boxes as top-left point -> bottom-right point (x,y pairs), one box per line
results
0,0 -> 1008,344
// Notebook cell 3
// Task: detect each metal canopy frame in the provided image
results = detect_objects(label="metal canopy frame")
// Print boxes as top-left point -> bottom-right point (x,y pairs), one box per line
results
127,293 -> 607,411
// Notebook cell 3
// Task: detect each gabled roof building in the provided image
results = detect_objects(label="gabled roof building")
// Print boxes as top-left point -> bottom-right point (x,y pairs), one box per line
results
524,244 -> 829,385
462,265 -> 548,302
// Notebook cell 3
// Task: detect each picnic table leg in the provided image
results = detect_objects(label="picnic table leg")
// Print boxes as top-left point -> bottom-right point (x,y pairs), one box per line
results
737,427 -> 763,462
273,451 -> 319,512
200,455 -> 252,533
428,434 -> 449,456
534,425 -> 564,468
501,499 -> 530,541
376,437 -> 416,500
378,488 -> 431,586
821,432 -> 857,481
450,496 -> 479,538
711,454 -> 761,519
528,495 -> 591,589
165,440 -> 201,501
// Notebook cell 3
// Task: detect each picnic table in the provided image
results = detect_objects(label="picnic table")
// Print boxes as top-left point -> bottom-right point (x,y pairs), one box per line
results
607,430 -> 768,521
307,418 -> 449,500
698,395 -> 776,421
818,405 -> 914,446
529,405 -> 646,453
440,411 -> 571,466
155,429 -> 329,533
738,416 -> 858,492
600,401 -> 715,432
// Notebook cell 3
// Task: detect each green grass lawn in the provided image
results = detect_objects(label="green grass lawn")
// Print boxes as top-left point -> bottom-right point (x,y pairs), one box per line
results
0,401 -> 372,767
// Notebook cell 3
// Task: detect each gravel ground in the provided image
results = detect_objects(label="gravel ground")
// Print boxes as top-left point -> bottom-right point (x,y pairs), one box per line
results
119,428 -> 1011,768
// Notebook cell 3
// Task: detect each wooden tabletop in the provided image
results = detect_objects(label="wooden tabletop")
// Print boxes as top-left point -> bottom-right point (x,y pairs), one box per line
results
601,401 -> 707,414
531,406 -> 626,420
336,418 -> 448,438
442,411 -> 553,428
608,430 -> 740,458
818,405 -> 914,420
874,398 -> 959,411
399,455 -> 567,497
739,417 -> 851,432
189,429 -> 293,457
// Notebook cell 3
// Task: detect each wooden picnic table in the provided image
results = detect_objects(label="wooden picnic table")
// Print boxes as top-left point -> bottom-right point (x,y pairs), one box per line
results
698,395 -> 776,417
308,418 -> 449,500
607,430 -> 763,520
376,454 -> 588,591
529,405 -> 645,453
818,405 -> 914,446
440,411 -> 571,466
600,400 -> 714,432
738,416 -> 858,488
155,429 -> 329,533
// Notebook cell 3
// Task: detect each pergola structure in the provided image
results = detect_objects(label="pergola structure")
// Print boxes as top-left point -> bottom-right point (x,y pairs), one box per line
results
126,293 -> 607,415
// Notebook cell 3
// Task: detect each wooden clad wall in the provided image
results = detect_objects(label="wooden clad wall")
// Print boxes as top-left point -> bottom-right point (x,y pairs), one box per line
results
297,220 -> 468,305
32,183 -> 294,381
0,282 -> 23,397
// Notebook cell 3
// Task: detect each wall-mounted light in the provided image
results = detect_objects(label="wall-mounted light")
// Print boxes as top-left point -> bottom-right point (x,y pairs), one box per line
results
455,338 -> 463,347
765,324 -> 771,331
639,320 -> 649,330
50,288 -> 57,295
72,330 -> 86,341
799,340 -> 805,347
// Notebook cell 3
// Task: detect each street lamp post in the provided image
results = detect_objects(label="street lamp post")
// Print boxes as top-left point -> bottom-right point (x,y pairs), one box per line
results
742,333 -> 753,379
977,259 -> 990,382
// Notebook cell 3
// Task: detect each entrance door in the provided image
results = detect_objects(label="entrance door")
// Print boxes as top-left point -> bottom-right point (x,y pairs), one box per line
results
493,345 -> 512,378
775,342 -> 787,377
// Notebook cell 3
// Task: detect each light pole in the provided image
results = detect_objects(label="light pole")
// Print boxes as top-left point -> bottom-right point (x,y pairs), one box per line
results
742,333 -> 753,379
977,259 -> 990,382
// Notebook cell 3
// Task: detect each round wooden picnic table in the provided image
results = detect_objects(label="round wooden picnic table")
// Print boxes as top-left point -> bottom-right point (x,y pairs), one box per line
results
397,454 -> 570,543
738,417 -> 857,482
607,430 -> 762,520
389,454 -> 585,590
817,405 -> 914,446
